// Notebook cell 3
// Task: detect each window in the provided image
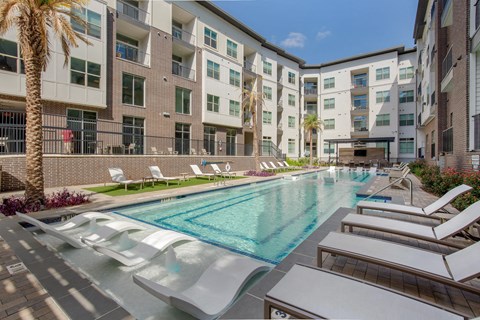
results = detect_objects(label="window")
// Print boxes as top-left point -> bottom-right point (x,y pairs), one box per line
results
70,57 -> 101,88
324,119 -> 335,130
229,69 -> 240,87
204,27 -> 217,49
353,73 -> 367,87
229,100 -> 240,116
226,129 -> 236,155
263,111 -> 272,124
305,101 -> 317,114
399,66 -> 414,80
122,116 -> 144,154
288,139 -> 295,154
399,138 -> 414,154
116,34 -> 140,63
399,90 -> 414,103
324,98 -> 335,110
175,123 -> 190,155
353,94 -> 367,109
376,142 -> 389,157
288,72 -> 296,84
376,90 -> 390,103
122,73 -> 145,106
263,61 -> 272,75
71,8 -> 101,39
353,116 -> 367,131
204,126 -> 216,155
324,142 -> 335,154
288,116 -> 295,128
226,39 -> 238,59
175,87 -> 191,114
324,77 -> 335,89
262,136 -> 272,155
288,94 -> 296,106
263,86 -> 272,100
207,60 -> 220,80
207,94 -> 219,113
376,67 -> 390,80
0,39 -> 24,74
67,109 -> 97,154
399,113 -> 414,126
376,114 -> 390,126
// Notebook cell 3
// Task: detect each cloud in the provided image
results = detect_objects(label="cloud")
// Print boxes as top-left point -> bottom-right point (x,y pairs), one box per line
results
316,30 -> 332,41
280,32 -> 307,48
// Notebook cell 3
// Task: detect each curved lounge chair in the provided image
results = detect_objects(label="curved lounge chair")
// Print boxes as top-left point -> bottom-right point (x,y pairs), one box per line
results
133,255 -> 270,320
342,200 -> 480,249
92,230 -> 195,266
265,264 -> 466,320
108,167 -> 143,191
190,164 -> 215,180
356,184 -> 473,218
317,232 -> 480,294
16,211 -> 113,231
80,220 -> 146,246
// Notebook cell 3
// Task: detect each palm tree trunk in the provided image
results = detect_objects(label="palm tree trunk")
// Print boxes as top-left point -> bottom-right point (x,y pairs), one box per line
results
24,55 -> 45,205
309,129 -> 313,166
252,109 -> 260,171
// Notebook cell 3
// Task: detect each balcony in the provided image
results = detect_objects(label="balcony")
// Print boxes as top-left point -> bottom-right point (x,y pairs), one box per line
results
243,60 -> 256,77
277,100 -> 283,112
351,106 -> 368,115
117,0 -> 150,26
304,88 -> 318,96
172,62 -> 195,81
172,26 -> 195,47
441,0 -> 452,28
441,48 -> 453,92
351,128 -> 369,138
116,42 -> 150,66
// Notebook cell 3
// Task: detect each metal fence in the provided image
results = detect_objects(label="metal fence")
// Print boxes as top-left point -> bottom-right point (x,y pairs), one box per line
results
0,110 -> 285,159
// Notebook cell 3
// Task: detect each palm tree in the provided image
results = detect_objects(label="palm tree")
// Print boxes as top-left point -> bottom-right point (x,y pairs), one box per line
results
302,113 -> 323,166
242,79 -> 264,171
0,0 -> 90,205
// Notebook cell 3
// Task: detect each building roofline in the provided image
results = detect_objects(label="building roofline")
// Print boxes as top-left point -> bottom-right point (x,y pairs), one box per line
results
301,46 -> 416,69
196,0 -> 305,65
413,0 -> 428,40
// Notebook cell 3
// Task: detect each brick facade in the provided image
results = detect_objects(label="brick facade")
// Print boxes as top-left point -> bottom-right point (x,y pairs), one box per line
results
0,155 -> 278,192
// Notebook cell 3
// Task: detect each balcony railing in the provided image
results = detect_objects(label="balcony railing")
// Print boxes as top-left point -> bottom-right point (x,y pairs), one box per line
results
243,60 -> 256,73
117,0 -> 150,25
442,127 -> 453,153
352,79 -> 368,88
116,42 -> 150,66
172,62 -> 195,81
442,48 -> 453,80
172,26 -> 195,46
304,88 -> 318,95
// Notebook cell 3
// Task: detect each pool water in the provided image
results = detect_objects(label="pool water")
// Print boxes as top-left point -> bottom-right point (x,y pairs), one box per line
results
113,171 -> 372,264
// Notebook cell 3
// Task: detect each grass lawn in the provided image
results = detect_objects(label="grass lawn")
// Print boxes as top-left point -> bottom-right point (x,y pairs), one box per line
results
85,176 -> 245,196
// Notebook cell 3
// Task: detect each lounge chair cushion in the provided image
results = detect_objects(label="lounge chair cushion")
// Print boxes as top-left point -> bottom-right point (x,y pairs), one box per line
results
266,265 -> 463,320
357,201 -> 425,215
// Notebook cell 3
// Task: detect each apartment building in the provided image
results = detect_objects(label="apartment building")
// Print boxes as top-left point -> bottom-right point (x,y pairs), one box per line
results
414,0 -> 478,170
300,47 -> 417,163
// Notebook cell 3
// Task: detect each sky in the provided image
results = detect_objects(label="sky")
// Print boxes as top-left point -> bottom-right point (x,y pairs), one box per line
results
212,0 -> 419,65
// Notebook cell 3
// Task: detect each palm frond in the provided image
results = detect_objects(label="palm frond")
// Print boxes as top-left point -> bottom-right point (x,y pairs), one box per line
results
0,0 -> 24,35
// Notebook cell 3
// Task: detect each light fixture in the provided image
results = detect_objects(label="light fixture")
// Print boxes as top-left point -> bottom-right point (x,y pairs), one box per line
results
162,112 -> 170,117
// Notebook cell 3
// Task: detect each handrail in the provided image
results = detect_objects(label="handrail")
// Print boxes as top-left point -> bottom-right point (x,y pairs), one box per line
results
362,176 -> 413,205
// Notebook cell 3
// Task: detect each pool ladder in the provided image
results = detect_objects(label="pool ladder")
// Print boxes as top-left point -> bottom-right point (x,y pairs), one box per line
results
362,176 -> 413,205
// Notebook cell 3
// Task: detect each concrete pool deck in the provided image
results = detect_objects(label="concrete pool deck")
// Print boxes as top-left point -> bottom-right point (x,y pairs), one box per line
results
1,170 -> 479,319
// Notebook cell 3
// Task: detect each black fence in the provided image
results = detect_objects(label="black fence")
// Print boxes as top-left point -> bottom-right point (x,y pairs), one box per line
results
0,110 -> 285,159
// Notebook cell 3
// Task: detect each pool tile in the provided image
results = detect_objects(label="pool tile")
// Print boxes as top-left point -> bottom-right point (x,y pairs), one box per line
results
220,293 -> 264,319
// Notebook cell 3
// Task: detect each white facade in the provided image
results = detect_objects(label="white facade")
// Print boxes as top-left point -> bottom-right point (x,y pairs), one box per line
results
0,0 -> 108,109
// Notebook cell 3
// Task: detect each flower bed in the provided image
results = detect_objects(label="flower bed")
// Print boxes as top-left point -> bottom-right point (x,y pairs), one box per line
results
244,170 -> 276,177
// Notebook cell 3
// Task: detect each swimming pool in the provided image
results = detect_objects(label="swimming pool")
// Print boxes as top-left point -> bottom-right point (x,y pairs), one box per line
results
113,171 -> 372,264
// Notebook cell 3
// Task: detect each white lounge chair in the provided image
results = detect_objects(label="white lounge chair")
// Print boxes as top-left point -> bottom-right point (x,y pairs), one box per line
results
211,163 -> 236,179
190,164 -> 216,180
355,167 -> 364,174
368,167 -> 377,174
317,231 -> 480,294
283,161 -> 300,170
341,166 -> 350,172
80,220 -> 146,246
201,148 -> 211,155
262,162 -> 280,171
108,167 -> 143,191
265,264 -> 465,320
356,184 -> 473,219
168,147 -> 178,155
342,200 -> 480,249
133,255 -> 270,320
269,162 -> 284,172
92,230 -> 195,266
16,211 -> 113,232
327,166 -> 336,172
148,166 -> 180,186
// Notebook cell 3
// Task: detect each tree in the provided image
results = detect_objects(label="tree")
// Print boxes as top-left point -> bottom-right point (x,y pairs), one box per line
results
242,79 -> 264,171
0,0 -> 90,205
302,113 -> 323,166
